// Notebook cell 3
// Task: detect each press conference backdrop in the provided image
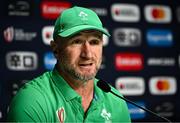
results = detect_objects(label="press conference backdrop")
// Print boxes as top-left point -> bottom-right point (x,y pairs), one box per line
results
1,0 -> 180,122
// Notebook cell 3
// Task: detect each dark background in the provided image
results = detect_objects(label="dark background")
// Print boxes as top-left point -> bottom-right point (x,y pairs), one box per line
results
0,0 -> 180,122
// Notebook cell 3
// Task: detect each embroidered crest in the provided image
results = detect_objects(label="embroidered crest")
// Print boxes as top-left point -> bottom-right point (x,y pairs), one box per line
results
79,11 -> 88,20
101,108 -> 111,122
56,107 -> 66,123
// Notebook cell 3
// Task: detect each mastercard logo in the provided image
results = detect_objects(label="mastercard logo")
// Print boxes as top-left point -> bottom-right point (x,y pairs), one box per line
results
151,8 -> 165,19
156,79 -> 170,91
145,5 -> 172,23
149,76 -> 177,95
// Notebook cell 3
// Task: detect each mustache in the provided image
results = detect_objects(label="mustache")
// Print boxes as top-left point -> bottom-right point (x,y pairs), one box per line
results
78,57 -> 102,64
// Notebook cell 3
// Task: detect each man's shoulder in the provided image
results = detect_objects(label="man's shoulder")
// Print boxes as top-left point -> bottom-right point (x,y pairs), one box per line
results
24,71 -> 52,89
8,71 -> 53,112
30,71 -> 52,83
11,71 -> 53,102
7,72 -> 52,122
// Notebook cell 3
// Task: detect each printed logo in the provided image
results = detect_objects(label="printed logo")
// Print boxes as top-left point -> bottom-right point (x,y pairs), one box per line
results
6,51 -> 38,71
44,52 -> 57,70
147,57 -> 175,66
149,76 -> 177,95
145,5 -> 172,23
115,53 -> 143,71
89,8 -> 108,16
56,107 -> 66,123
42,26 -> 54,45
146,29 -> 173,47
128,102 -> 146,120
111,4 -> 140,22
3,26 -> 37,43
114,28 -> 141,47
7,0 -> 32,16
154,102 -> 174,117
115,77 -> 145,96
101,108 -> 111,122
41,1 -> 71,19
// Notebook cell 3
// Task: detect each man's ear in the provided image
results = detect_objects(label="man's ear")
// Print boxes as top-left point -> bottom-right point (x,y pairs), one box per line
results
50,40 -> 58,58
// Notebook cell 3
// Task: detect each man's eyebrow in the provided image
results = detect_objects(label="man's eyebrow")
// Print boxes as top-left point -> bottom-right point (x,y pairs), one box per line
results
68,33 -> 82,40
94,33 -> 103,39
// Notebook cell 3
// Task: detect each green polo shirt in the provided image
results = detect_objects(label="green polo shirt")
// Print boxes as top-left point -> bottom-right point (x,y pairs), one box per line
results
7,69 -> 131,122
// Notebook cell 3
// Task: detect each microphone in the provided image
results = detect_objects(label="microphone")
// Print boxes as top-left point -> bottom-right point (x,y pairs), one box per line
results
97,79 -> 172,123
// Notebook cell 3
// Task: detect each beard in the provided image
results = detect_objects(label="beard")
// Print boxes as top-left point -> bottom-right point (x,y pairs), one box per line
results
58,52 -> 102,82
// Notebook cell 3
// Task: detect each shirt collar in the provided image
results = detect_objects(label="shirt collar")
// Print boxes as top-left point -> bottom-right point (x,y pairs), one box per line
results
51,69 -> 80,101
94,79 -> 104,102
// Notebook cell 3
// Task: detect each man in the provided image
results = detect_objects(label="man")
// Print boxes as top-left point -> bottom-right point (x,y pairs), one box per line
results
7,6 -> 131,122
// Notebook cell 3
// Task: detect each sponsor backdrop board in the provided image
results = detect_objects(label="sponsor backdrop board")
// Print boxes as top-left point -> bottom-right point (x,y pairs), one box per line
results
0,0 -> 180,122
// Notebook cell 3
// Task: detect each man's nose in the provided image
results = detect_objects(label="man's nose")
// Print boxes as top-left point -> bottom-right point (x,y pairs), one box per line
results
80,41 -> 92,59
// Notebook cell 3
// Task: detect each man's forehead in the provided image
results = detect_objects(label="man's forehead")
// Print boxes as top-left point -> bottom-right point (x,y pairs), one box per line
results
71,30 -> 103,38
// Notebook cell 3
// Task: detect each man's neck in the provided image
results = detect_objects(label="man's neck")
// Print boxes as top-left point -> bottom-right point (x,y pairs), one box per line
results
57,67 -> 94,112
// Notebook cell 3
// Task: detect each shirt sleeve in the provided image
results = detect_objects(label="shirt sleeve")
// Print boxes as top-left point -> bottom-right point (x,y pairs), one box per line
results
7,85 -> 48,122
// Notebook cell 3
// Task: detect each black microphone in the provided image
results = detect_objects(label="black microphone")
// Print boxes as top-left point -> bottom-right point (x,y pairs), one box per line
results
97,79 -> 172,123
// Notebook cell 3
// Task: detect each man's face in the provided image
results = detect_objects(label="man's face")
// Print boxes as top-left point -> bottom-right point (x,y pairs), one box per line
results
56,31 -> 103,81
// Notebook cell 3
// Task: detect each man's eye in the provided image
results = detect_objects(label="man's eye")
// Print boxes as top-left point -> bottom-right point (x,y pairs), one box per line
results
72,39 -> 82,44
90,40 -> 100,45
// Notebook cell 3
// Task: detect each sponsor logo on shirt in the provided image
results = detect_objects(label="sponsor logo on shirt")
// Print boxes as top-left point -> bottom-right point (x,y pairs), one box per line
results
115,53 -> 143,71
42,26 -> 54,45
113,28 -> 141,47
115,77 -> 145,96
149,76 -> 177,95
7,0 -> 32,16
41,1 -> 71,19
111,4 -> 140,22
6,51 -> 38,71
154,102 -> 174,117
147,57 -> 175,66
44,52 -> 57,70
3,26 -> 37,43
89,7 -> 108,16
145,5 -> 172,23
146,29 -> 173,47
56,107 -> 66,123
128,102 -> 146,119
